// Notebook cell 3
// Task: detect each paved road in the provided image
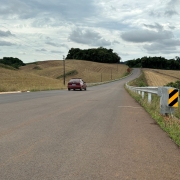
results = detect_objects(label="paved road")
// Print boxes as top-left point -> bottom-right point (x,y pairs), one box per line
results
0,69 -> 179,180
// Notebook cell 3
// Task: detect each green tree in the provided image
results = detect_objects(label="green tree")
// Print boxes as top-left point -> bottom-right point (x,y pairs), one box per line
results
0,57 -> 25,69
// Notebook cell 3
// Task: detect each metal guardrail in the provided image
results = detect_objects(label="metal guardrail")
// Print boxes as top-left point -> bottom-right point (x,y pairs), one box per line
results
126,83 -> 179,115
126,83 -> 159,104
126,83 -> 158,94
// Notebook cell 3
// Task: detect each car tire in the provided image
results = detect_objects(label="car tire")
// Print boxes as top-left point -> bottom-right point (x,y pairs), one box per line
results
68,88 -> 70,91
84,88 -> 86,91
80,88 -> 82,91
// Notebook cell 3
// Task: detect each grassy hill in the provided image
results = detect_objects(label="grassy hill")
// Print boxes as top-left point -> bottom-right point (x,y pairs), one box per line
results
0,60 -> 129,92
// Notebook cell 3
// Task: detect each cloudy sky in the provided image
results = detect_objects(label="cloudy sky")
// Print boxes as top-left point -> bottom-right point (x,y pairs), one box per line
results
0,0 -> 180,63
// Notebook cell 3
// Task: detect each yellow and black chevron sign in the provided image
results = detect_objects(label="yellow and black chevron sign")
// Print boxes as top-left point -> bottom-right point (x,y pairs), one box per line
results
168,89 -> 179,107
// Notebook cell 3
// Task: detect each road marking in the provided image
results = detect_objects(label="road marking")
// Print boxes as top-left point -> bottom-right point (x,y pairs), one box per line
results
118,106 -> 143,109
0,91 -> 21,94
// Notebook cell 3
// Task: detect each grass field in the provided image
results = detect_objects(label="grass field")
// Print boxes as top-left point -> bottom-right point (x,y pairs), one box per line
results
143,68 -> 180,86
0,59 -> 128,92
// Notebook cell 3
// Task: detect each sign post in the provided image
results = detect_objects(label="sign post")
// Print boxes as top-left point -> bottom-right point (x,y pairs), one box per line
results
158,87 -> 179,115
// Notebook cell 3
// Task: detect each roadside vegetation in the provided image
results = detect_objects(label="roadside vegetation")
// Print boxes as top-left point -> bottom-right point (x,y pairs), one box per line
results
126,70 -> 180,147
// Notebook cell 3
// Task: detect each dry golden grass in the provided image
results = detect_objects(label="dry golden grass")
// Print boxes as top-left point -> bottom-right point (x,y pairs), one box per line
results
143,68 -> 180,86
21,60 -> 128,83
0,60 -> 128,92
0,67 -> 64,92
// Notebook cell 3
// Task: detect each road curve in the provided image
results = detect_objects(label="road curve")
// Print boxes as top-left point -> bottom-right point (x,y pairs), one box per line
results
0,68 -> 179,180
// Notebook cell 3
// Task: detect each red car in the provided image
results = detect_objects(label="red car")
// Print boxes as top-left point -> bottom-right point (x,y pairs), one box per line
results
67,78 -> 87,91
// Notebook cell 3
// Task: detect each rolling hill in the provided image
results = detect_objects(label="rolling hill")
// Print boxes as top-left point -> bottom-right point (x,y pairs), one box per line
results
0,59 -> 129,92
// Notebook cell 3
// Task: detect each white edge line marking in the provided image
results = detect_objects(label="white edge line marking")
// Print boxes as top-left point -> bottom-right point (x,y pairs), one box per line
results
118,106 -> 143,109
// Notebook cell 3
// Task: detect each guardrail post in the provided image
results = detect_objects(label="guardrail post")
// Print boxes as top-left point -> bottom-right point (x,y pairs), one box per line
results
148,93 -> 151,104
158,87 -> 179,115
142,91 -> 144,99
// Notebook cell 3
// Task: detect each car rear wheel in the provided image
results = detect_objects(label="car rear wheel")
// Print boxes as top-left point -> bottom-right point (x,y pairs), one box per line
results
68,88 -> 70,91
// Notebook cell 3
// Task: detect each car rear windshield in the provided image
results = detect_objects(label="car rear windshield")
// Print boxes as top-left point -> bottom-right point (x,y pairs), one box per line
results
69,79 -> 80,82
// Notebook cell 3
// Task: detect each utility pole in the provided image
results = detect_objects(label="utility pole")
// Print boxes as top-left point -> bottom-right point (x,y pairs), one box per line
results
63,55 -> 65,85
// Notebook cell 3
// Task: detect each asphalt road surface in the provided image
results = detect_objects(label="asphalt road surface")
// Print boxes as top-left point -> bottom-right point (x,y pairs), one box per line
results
0,68 -> 180,180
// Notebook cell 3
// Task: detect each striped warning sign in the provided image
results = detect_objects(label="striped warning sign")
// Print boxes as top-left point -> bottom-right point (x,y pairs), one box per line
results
168,89 -> 179,107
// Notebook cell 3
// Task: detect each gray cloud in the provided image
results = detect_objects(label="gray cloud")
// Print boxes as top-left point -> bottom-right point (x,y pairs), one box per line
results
112,40 -> 120,45
143,23 -> 163,31
121,27 -> 180,55
143,43 -> 177,54
0,0 -> 97,21
36,48 -> 47,52
0,40 -> 15,46
0,30 -> 14,37
165,10 -> 178,17
143,39 -> 180,54
121,30 -> 173,43
0,0 -> 38,19
46,42 -> 59,47
46,42 -> 69,49
69,28 -> 111,46
168,25 -> 176,30
149,0 -> 179,18
51,50 -> 62,54
165,0 -> 179,17
149,10 -> 161,18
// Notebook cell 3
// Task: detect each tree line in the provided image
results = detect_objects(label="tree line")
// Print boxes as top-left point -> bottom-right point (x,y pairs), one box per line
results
0,57 -> 25,69
125,56 -> 180,70
66,47 -> 121,63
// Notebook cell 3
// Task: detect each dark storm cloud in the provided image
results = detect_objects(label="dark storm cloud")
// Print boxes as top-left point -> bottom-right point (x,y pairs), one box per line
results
69,28 -> 111,46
